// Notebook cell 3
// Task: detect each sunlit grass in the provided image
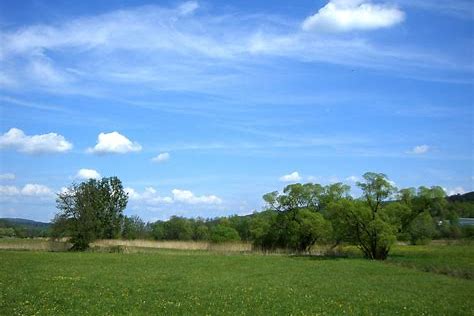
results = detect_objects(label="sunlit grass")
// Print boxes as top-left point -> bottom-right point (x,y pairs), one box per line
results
1,246 -> 473,315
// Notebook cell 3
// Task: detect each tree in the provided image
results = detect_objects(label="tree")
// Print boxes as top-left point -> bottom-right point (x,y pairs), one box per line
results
210,225 -> 240,243
408,211 -> 436,245
163,216 -> 193,240
122,215 -> 147,240
54,177 -> 128,250
328,199 -> 396,260
258,183 -> 338,252
327,173 -> 397,260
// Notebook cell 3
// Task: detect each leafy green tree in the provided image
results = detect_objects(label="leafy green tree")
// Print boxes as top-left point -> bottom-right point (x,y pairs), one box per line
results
122,215 -> 147,240
292,209 -> 332,252
327,173 -> 397,260
193,224 -> 210,240
0,227 -> 15,237
54,177 -> 128,250
263,182 -> 349,214
249,210 -> 278,250
408,211 -> 436,244
210,225 -> 241,243
164,216 -> 193,240
151,221 -> 166,240
328,199 -> 396,260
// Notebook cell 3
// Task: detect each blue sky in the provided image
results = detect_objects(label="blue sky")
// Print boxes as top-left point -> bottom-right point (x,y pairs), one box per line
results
0,0 -> 472,222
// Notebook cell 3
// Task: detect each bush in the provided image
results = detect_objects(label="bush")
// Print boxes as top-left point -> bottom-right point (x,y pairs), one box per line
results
408,212 -> 436,245
0,227 -> 15,238
210,225 -> 241,243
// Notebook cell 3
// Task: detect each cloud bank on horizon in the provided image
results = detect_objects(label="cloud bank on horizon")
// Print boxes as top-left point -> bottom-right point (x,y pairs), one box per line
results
0,0 -> 472,221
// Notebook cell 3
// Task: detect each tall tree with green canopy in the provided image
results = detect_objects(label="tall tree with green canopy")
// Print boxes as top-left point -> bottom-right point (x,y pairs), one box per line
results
329,172 -> 397,260
54,176 -> 128,250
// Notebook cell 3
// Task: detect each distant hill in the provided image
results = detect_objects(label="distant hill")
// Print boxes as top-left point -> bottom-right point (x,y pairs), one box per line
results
0,218 -> 51,228
0,218 -> 51,238
447,192 -> 474,203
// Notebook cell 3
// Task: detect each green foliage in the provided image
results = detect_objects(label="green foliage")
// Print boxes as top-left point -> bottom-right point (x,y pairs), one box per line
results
326,173 -> 398,260
263,182 -> 350,213
0,218 -> 51,238
210,225 -> 240,243
122,215 -> 147,240
0,227 -> 15,237
407,212 -> 436,245
328,199 -> 396,260
53,177 -> 128,250
193,224 -> 210,241
163,216 -> 193,240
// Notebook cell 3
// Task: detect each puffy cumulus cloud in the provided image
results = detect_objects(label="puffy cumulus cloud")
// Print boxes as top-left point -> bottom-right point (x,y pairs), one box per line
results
0,173 -> 16,180
279,171 -> 302,182
125,187 -> 173,204
172,189 -> 222,204
0,128 -> 73,154
75,168 -> 101,180
151,152 -> 170,163
21,184 -> 53,196
0,184 -> 53,197
125,187 -> 222,205
302,0 -> 405,32
87,131 -> 142,154
408,144 -> 430,154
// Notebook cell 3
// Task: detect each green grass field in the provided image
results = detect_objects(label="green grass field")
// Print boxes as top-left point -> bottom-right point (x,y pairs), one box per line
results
1,243 -> 473,315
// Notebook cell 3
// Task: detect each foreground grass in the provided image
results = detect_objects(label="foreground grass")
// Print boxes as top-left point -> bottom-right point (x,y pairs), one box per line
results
1,250 -> 473,315
387,242 -> 474,279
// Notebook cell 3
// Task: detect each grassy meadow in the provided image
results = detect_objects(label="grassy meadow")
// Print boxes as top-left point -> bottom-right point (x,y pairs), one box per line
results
1,242 -> 473,315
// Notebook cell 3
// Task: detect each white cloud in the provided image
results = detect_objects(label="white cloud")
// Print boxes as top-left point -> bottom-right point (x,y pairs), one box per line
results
445,186 -> 466,196
345,175 -> 359,182
302,0 -> 405,32
408,144 -> 430,154
0,184 -> 53,197
125,186 -> 222,205
76,168 -> 101,180
0,173 -> 15,180
124,187 -> 141,200
0,128 -> 73,154
172,189 -> 222,204
125,187 -> 174,204
0,1 -> 461,95
279,171 -> 302,182
151,152 -> 170,163
0,185 -> 20,196
178,1 -> 199,16
21,184 -> 53,196
87,131 -> 142,154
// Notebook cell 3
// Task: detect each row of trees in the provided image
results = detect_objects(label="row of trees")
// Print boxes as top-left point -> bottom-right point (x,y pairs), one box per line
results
51,173 -> 472,259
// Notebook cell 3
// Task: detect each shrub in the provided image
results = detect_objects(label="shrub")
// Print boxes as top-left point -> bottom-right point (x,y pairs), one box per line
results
210,225 -> 240,243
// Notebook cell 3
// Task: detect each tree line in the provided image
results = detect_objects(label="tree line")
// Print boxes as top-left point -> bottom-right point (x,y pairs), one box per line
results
48,173 -> 474,259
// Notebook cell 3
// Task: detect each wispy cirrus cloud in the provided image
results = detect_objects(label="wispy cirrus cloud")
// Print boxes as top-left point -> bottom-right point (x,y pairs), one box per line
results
0,1 -> 469,97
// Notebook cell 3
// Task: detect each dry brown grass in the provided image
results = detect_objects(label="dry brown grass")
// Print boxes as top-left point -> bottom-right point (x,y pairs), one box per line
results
0,238 -> 70,251
92,239 -> 252,252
